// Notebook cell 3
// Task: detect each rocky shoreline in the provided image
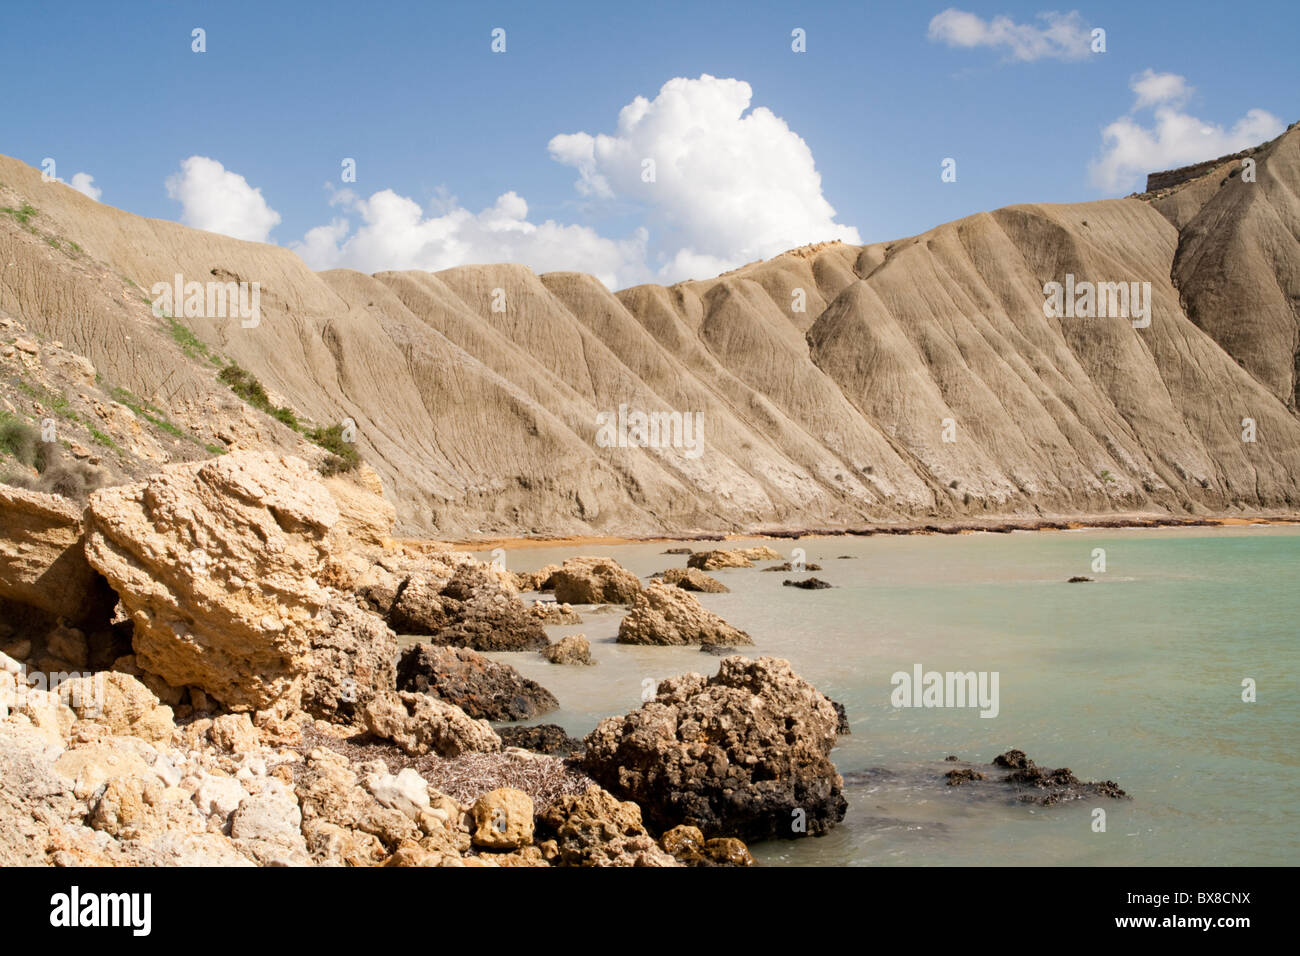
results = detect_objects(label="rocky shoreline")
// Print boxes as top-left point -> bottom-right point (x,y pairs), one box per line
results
0,451 -> 1133,867
0,452 -> 851,866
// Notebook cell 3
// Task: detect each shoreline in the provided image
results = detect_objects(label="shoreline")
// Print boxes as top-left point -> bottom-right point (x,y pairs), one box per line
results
433,513 -> 1300,552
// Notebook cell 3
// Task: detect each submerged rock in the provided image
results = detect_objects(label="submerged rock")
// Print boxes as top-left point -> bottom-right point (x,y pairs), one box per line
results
761,562 -> 823,572
581,656 -> 846,841
529,601 -> 582,625
541,634 -> 592,665
1067,576 -> 1093,583
783,577 -> 832,589
397,643 -> 558,721
659,824 -> 756,867
617,581 -> 752,646
656,567 -> 729,593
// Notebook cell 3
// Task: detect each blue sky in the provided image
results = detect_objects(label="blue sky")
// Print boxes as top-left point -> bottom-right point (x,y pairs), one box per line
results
2,0 -> 1295,288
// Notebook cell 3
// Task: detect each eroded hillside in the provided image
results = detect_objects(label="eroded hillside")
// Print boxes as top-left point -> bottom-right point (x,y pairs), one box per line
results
2,126 -> 1298,536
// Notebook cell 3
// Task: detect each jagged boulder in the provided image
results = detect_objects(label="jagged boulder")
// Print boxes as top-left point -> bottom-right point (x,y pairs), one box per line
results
617,581 -> 751,646
0,484 -> 116,627
548,557 -> 642,605
396,643 -> 557,721
82,451 -> 394,716
581,656 -> 846,841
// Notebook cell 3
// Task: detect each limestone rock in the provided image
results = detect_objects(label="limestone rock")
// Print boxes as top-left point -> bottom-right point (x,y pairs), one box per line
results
82,450 -> 394,716
397,643 -> 557,721
548,557 -> 642,605
687,549 -> 753,571
57,671 -> 174,745
322,464 -> 396,550
363,768 -> 431,821
470,787 -> 534,849
537,785 -> 678,867
658,567 -> 729,593
529,601 -> 582,625
391,564 -> 548,651
581,656 -> 846,841
362,691 -> 501,757
617,581 -> 752,646
0,483 -> 115,626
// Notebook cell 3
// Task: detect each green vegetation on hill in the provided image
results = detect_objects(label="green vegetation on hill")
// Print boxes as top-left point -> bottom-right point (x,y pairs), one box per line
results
217,363 -> 359,474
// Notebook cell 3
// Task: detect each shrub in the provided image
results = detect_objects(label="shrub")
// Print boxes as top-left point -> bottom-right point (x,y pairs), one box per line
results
308,423 -> 360,475
0,415 -> 40,466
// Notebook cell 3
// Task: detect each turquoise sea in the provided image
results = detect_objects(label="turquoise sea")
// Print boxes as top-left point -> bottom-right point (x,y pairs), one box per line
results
468,526 -> 1300,866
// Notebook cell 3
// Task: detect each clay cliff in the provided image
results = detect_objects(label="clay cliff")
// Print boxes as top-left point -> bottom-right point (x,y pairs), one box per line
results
2,124 -> 1298,537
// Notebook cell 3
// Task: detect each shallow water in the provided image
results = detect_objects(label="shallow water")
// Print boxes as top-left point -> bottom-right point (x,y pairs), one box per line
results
465,526 -> 1300,866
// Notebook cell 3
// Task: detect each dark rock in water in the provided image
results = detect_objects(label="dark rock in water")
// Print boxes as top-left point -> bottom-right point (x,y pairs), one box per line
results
945,768 -> 986,786
836,555 -> 856,560
992,750 -> 1128,805
498,723 -> 584,756
698,643 -> 734,656
392,564 -> 549,650
830,700 -> 851,735
783,577 -> 832,589
993,749 -> 1031,769
761,562 -> 823,572
397,643 -> 557,722
1067,575 -> 1093,583
581,656 -> 847,841
663,547 -> 694,555
944,754 -> 959,762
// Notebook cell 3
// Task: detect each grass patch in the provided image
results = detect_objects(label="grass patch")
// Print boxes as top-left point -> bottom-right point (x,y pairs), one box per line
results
164,314 -> 223,367
1,203 -> 37,226
87,426 -> 119,450
110,386 -> 191,441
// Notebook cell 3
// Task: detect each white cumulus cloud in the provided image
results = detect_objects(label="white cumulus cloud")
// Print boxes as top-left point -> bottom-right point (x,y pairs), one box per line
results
1089,71 -> 1285,193
291,187 -> 648,291
547,74 -> 861,282
927,8 -> 1094,61
67,172 -> 102,201
294,74 -> 860,289
165,156 -> 282,242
